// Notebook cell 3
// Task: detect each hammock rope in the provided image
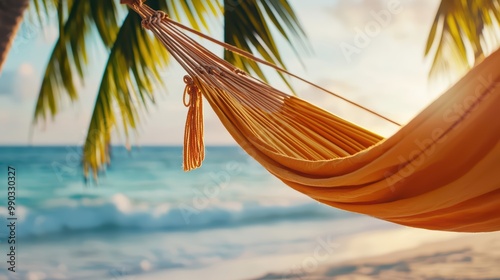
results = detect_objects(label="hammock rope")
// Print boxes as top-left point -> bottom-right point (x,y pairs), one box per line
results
130,3 -> 385,165
182,75 -> 205,171
122,0 -> 500,232
136,3 -> 401,127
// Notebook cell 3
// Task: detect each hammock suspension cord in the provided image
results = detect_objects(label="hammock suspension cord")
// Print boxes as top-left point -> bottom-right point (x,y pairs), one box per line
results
119,0 -> 500,233
127,2 -> 393,170
136,2 -> 401,127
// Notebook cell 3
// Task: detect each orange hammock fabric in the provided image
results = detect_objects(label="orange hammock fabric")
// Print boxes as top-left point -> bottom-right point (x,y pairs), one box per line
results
126,2 -> 500,232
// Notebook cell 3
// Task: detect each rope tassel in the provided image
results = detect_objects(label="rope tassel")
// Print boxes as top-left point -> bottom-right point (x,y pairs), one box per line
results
183,75 -> 205,171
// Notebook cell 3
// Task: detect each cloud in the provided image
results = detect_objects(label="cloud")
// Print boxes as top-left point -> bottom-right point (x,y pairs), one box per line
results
2,0 -> 445,145
0,63 -> 39,101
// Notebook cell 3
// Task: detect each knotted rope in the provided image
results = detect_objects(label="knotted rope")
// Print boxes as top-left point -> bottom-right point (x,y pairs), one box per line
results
182,75 -> 205,171
121,0 -> 398,170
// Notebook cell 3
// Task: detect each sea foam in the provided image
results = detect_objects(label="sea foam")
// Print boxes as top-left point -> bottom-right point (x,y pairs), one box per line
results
0,193 -> 348,239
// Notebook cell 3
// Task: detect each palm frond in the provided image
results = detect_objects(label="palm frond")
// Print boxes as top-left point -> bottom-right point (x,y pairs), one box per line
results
425,0 -> 500,80
160,0 -> 222,31
28,0 -> 307,178
223,0 -> 308,90
90,0 -> 121,48
83,10 -> 169,179
33,0 -> 121,123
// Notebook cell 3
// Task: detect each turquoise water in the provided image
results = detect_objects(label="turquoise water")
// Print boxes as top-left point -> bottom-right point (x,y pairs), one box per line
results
0,146 -> 390,280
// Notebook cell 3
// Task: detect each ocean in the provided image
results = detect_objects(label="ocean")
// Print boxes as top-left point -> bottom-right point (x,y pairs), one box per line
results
0,146 -> 394,280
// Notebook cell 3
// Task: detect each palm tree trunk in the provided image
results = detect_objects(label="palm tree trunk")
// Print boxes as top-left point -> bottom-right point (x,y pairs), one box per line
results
0,0 -> 30,74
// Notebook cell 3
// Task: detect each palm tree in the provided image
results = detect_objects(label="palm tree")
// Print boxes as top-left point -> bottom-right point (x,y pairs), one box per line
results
0,0 -> 307,179
0,0 -> 29,73
1,1 -> 499,178
425,0 -> 500,80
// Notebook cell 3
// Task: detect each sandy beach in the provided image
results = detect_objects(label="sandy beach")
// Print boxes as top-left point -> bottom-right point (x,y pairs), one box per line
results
130,225 -> 500,280
253,230 -> 500,280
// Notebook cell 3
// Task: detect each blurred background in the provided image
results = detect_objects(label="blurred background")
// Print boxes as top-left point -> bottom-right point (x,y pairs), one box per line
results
1,0 -> 499,279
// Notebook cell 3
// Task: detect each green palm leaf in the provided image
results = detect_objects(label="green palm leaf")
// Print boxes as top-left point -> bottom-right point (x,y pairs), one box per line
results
223,0 -> 308,90
33,0 -> 120,122
425,0 -> 500,80
83,10 -> 169,179
161,0 -> 221,31
29,0 -> 307,179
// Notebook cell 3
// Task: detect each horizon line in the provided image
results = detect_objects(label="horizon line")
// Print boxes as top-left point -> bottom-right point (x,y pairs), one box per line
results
0,144 -> 240,147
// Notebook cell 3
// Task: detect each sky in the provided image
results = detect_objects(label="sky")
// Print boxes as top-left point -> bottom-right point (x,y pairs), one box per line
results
0,0 -> 445,146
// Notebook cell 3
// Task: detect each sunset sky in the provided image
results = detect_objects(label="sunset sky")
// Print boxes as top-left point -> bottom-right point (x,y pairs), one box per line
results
0,0 -> 446,145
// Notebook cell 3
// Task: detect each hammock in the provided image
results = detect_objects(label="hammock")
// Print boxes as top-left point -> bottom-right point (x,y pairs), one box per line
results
124,1 -> 500,232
